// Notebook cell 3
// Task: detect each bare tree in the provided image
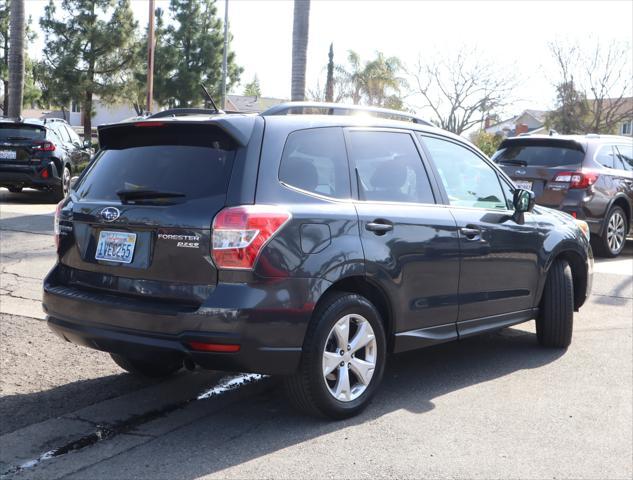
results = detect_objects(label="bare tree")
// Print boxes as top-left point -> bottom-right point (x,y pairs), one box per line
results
549,39 -> 632,134
291,0 -> 310,101
7,0 -> 24,117
408,47 -> 517,135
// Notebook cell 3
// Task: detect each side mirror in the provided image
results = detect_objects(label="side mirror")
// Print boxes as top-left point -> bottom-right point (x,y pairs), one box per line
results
69,176 -> 79,190
513,188 -> 535,213
83,139 -> 92,149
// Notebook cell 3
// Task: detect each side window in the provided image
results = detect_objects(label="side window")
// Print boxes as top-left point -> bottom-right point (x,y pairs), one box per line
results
595,145 -> 615,168
421,135 -> 508,210
52,124 -> 71,142
65,126 -> 81,145
279,127 -> 350,199
616,144 -> 633,171
347,131 -> 435,204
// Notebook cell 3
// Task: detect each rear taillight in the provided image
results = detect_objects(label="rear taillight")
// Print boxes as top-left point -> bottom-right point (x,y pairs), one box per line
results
53,201 -> 63,249
211,205 -> 291,270
33,141 -> 56,152
553,171 -> 599,189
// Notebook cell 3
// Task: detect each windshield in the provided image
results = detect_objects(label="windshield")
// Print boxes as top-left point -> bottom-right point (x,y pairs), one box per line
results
0,124 -> 46,142
493,145 -> 584,167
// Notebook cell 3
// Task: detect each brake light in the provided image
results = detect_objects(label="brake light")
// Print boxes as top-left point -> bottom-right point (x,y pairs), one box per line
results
212,205 -> 291,270
53,200 -> 63,249
553,171 -> 599,189
33,141 -> 56,152
134,121 -> 164,127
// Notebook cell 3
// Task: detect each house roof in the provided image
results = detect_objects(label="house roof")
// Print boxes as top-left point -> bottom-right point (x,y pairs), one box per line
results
522,109 -> 548,123
225,95 -> 287,114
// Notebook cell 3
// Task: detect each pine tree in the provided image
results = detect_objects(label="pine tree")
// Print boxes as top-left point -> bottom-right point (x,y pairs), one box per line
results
158,0 -> 242,107
40,0 -> 138,139
325,43 -> 334,102
243,75 -> 261,97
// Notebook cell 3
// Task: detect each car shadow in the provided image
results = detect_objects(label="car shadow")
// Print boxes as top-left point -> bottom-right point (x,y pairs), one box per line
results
0,188 -> 58,205
0,326 -> 565,475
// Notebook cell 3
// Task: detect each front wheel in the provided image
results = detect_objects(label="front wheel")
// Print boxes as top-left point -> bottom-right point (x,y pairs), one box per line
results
536,259 -> 574,348
110,353 -> 183,378
284,292 -> 387,419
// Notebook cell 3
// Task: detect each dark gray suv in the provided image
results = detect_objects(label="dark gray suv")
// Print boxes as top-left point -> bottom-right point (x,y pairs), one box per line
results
493,135 -> 633,257
44,103 -> 593,419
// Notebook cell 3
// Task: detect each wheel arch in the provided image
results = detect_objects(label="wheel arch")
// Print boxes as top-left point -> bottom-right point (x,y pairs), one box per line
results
609,195 -> 631,230
316,275 -> 395,352
541,248 -> 589,311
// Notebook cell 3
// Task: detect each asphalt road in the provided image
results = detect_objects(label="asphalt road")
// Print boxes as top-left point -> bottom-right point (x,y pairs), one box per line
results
1,188 -> 631,479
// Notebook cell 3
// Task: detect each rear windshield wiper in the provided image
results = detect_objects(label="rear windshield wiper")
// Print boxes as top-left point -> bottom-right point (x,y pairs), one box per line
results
498,159 -> 528,166
116,189 -> 186,202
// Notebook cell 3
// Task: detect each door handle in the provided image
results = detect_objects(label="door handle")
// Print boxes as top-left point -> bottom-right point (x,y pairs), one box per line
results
366,220 -> 393,234
460,226 -> 481,241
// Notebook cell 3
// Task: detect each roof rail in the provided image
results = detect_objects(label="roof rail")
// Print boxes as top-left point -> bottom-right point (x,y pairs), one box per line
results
148,107 -> 225,119
261,102 -> 432,126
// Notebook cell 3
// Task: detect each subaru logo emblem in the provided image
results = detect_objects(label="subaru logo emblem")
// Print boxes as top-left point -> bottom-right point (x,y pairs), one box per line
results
100,207 -> 120,222
515,169 -> 527,176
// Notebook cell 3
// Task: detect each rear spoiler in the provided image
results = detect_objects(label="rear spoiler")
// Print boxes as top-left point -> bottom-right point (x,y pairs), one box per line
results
499,137 -> 586,153
97,116 -> 258,149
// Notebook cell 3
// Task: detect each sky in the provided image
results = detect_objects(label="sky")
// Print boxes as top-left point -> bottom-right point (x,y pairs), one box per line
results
23,0 -> 633,120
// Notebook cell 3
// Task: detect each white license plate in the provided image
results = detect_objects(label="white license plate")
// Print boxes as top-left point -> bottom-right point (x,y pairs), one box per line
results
95,231 -> 137,264
514,180 -> 533,191
0,150 -> 16,159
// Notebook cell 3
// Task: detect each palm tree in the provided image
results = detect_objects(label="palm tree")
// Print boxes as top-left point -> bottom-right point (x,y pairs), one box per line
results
291,0 -> 310,101
7,0 -> 24,117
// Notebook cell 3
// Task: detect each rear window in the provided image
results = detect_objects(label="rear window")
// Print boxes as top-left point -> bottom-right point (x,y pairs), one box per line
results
0,124 -> 46,141
493,145 -> 584,167
75,124 -> 236,201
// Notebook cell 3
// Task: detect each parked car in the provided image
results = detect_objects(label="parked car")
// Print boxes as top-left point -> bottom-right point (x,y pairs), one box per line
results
0,117 -> 92,200
43,103 -> 593,419
493,135 -> 633,257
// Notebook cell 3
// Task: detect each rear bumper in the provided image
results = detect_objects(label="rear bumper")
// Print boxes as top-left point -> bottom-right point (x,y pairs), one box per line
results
43,264 -> 331,375
0,164 -> 60,189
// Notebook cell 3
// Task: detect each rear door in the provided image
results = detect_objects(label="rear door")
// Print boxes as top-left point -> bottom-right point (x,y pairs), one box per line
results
419,134 -> 542,330
492,138 -> 585,208
58,122 -> 240,305
346,128 -> 461,350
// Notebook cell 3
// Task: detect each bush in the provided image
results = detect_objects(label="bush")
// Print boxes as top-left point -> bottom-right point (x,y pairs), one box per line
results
470,131 -> 504,157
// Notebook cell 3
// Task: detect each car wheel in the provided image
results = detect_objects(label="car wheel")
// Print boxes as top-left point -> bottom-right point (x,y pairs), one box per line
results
595,206 -> 628,258
284,292 -> 387,419
536,259 -> 574,348
53,165 -> 72,202
110,353 -> 183,378
7,186 -> 22,193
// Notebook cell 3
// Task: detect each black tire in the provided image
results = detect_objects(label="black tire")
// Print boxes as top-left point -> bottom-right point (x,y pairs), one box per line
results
284,292 -> 387,419
52,165 -> 71,202
593,206 -> 628,258
7,186 -> 23,193
110,353 -> 182,378
536,259 -> 574,348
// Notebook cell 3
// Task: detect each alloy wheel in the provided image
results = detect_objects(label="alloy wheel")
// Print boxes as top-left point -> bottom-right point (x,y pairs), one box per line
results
322,313 -> 377,402
62,167 -> 71,197
607,211 -> 626,254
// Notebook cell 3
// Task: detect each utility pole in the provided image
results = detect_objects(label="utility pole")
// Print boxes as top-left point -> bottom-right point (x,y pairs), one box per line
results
146,0 -> 155,114
221,0 -> 228,109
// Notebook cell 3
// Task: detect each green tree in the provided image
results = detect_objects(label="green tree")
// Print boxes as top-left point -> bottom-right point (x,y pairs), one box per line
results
157,0 -> 242,107
470,130 -> 504,157
243,74 -> 261,97
546,80 -> 588,134
325,43 -> 334,102
40,0 -> 138,139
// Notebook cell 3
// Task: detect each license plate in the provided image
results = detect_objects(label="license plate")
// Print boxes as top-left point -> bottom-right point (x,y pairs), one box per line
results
514,180 -> 533,191
95,231 -> 137,264
0,150 -> 16,160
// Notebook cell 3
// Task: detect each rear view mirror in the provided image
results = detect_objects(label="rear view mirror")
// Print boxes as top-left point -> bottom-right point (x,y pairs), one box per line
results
513,188 -> 535,213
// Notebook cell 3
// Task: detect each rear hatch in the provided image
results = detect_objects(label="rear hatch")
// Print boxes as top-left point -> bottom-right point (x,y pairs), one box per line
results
493,137 -> 586,206
0,122 -> 47,167
58,121 -> 241,306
